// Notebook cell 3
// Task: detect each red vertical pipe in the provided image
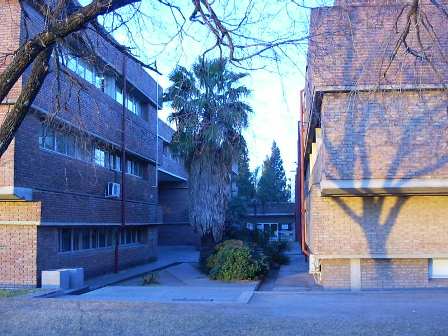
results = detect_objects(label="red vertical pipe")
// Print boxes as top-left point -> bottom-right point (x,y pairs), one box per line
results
115,54 -> 128,273
299,89 -> 309,257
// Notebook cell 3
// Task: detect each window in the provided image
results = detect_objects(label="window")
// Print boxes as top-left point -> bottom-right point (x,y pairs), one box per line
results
40,124 -> 93,161
281,224 -> 291,231
115,85 -> 124,105
59,229 -> 72,252
39,123 -> 147,177
109,153 -> 122,172
60,52 -> 103,90
430,259 -> 448,279
58,228 -> 121,252
82,229 -> 90,249
39,126 -> 55,150
110,83 -> 145,119
246,223 -> 254,231
119,228 -> 144,245
126,158 -> 145,178
94,147 -> 108,167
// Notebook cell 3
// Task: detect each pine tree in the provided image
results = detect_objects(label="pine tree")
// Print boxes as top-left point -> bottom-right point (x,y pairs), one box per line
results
257,141 -> 290,203
226,139 -> 256,227
235,139 -> 256,200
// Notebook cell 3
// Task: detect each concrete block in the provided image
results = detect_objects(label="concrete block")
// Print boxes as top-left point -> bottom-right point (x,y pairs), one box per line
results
41,269 -> 70,289
65,268 -> 84,289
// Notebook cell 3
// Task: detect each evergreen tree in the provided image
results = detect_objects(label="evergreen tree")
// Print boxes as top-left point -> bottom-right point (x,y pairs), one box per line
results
257,141 -> 290,203
226,139 -> 256,227
235,139 -> 256,200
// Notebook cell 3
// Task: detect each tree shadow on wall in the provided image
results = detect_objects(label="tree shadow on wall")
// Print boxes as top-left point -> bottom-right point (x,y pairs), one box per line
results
322,92 -> 448,288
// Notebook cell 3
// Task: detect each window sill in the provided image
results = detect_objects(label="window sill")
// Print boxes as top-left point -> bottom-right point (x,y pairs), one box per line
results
58,243 -> 146,255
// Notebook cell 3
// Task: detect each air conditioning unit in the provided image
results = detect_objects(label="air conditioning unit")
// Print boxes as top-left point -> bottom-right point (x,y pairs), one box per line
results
105,182 -> 120,198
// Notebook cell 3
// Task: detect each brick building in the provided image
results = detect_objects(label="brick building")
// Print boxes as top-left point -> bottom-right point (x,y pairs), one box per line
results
245,202 -> 296,242
157,119 -> 199,246
0,1 -> 188,287
299,0 -> 448,289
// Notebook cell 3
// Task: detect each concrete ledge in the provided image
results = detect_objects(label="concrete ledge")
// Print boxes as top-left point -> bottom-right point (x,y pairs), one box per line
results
315,254 -> 448,259
320,178 -> 448,196
0,187 -> 33,201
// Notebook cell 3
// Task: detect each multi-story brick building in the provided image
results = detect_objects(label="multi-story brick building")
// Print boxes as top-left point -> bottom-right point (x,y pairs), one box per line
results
157,119 -> 199,246
0,1 -> 188,287
299,0 -> 448,289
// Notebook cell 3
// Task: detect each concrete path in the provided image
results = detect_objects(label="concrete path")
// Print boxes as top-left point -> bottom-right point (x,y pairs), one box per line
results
69,285 -> 255,303
71,262 -> 259,303
258,247 -> 320,291
85,245 -> 199,290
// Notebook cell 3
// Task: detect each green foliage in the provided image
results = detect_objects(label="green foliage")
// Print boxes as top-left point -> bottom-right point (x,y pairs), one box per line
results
206,240 -> 269,281
0,289 -> 30,298
235,139 -> 256,200
164,58 -> 252,170
226,228 -> 290,267
263,241 -> 290,266
164,57 -> 253,243
257,141 -> 290,203
225,139 -> 256,228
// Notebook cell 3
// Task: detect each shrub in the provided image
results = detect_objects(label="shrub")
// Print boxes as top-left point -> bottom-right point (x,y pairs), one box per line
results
263,241 -> 290,267
206,240 -> 269,281
226,228 -> 290,267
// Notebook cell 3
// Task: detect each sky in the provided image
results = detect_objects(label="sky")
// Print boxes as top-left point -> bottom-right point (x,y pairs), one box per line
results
89,0 -> 324,193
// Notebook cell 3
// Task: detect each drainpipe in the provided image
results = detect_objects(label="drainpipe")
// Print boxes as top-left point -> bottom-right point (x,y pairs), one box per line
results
299,89 -> 309,257
115,54 -> 128,273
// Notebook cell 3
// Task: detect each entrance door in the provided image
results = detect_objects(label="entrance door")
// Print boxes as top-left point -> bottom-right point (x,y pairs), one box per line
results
262,223 -> 279,241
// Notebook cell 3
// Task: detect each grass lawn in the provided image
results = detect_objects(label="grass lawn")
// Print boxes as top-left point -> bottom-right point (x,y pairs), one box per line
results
0,289 -> 31,298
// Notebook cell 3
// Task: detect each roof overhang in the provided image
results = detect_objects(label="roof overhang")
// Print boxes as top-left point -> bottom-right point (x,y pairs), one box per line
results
320,178 -> 448,196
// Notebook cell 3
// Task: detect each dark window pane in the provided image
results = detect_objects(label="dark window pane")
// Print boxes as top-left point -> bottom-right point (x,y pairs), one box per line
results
138,229 -> 145,243
91,230 -> 98,248
98,230 -> 106,248
66,136 -> 76,157
60,229 -> 71,252
126,229 -> 132,244
73,230 -> 80,251
120,230 -> 126,245
56,133 -> 66,154
106,230 -> 113,247
43,127 -> 55,150
82,229 -> 90,249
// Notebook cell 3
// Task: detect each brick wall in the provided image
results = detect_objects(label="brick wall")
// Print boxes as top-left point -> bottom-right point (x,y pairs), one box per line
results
158,224 -> 199,246
37,226 -> 158,281
320,258 -> 448,289
307,2 -> 448,91
0,201 -> 41,287
321,91 -> 448,181
0,225 -> 37,287
308,185 -> 448,257
320,259 -> 351,289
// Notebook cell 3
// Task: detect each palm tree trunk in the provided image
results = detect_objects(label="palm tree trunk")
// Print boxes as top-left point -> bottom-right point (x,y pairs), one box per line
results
188,154 -> 230,267
199,231 -> 216,269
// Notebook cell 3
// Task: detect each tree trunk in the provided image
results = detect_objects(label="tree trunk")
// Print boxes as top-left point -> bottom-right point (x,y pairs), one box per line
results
188,153 -> 230,265
199,231 -> 216,269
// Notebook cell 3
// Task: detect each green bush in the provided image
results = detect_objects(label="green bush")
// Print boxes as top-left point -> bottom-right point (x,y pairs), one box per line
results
206,240 -> 269,281
263,241 -> 290,266
225,228 -> 290,267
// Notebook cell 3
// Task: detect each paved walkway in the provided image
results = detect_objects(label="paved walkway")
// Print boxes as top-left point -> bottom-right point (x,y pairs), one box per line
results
65,248 -> 258,303
86,245 -> 199,290
258,247 -> 320,291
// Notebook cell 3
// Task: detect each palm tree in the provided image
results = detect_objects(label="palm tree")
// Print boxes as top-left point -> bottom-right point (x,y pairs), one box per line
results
164,58 -> 252,263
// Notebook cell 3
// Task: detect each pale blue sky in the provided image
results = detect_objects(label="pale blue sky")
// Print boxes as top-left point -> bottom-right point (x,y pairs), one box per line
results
83,0 -> 330,189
